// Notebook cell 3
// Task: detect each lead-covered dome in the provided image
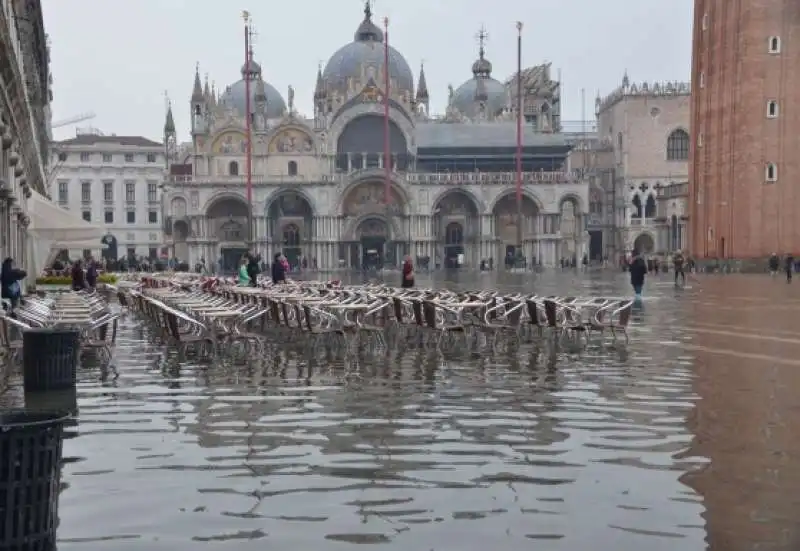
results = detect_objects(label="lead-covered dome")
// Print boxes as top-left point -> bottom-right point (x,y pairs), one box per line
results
221,57 -> 287,119
451,46 -> 507,119
321,2 -> 414,97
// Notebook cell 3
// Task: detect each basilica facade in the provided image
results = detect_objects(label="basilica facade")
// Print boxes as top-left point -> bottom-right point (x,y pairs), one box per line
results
161,3 -> 588,270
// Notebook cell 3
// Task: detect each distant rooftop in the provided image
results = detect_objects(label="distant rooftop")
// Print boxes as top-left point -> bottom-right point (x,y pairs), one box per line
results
54,135 -> 163,147
416,123 -> 568,149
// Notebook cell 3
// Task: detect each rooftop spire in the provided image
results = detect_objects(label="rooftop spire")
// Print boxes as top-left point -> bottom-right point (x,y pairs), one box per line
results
314,62 -> 326,100
164,101 -> 176,134
471,26 -> 492,78
416,61 -> 429,102
191,62 -> 204,101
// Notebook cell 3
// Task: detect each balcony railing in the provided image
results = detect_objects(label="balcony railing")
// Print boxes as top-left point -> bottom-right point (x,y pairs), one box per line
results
166,169 -> 581,187
629,217 -> 657,227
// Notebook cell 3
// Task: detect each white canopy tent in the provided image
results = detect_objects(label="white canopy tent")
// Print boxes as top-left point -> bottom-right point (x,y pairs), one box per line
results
26,191 -> 106,274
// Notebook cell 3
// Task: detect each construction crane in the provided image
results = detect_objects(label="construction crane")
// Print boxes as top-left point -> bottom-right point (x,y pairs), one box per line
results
51,112 -> 95,129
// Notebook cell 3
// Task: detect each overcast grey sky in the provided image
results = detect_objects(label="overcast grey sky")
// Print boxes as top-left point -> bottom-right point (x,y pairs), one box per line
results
44,0 -> 692,142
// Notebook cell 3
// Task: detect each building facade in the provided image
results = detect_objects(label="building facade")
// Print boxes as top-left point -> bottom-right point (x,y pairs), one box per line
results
50,134 -> 166,261
689,0 -> 800,260
594,73 -> 691,258
162,3 -> 589,271
0,0 -> 51,267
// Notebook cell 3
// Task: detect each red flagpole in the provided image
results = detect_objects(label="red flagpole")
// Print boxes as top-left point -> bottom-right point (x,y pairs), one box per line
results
383,16 -> 390,206
244,14 -> 253,210
515,22 -> 523,256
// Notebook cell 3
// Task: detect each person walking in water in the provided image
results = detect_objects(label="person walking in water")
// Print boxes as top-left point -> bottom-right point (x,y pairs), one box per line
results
786,254 -> 794,283
237,256 -> 250,286
769,252 -> 779,276
401,254 -> 415,288
673,250 -> 686,287
629,251 -> 647,299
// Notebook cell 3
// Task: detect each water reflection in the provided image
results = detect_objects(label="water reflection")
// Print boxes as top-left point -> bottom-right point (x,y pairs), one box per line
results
4,272 -> 800,549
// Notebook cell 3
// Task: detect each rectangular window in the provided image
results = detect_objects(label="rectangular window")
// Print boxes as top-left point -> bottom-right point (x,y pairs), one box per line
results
767,100 -> 778,118
80,152 -> 90,162
148,210 -> 158,224
147,182 -> 158,202
125,182 -> 135,202
146,153 -> 156,163
766,163 -> 778,182
57,181 -> 68,203
148,247 -> 158,259
124,153 -> 134,162
126,211 -> 136,224
103,181 -> 113,201
82,211 -> 91,222
81,181 -> 91,203
104,211 -> 114,223
699,72 -> 705,88
102,153 -> 112,163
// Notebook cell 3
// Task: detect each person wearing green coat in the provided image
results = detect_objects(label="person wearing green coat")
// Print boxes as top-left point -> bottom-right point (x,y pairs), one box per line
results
237,256 -> 250,285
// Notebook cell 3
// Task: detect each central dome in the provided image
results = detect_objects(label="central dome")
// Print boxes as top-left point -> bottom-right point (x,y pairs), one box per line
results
221,58 -> 287,120
451,46 -> 507,119
322,3 -> 414,97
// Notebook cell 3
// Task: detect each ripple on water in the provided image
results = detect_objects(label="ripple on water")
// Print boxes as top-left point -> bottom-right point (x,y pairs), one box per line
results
0,274 -> 724,550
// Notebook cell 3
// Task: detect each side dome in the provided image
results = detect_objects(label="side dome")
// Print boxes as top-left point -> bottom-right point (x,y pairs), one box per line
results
321,2 -> 414,97
221,58 -> 287,119
450,45 -> 507,119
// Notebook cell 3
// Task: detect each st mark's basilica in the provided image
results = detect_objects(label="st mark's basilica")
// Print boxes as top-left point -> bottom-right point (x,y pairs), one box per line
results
161,2 -> 588,270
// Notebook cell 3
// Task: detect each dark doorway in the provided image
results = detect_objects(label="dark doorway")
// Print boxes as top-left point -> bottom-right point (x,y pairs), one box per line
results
444,222 -> 464,267
101,234 -> 118,261
282,224 -> 302,269
588,230 -> 603,260
361,236 -> 385,269
221,247 -> 248,273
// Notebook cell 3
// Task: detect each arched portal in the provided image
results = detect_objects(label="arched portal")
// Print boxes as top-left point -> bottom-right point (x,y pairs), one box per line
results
206,195 -> 250,272
633,233 -> 655,254
558,196 -> 581,261
336,115 -> 409,171
433,190 -> 479,267
341,181 -> 406,268
355,218 -> 390,269
492,193 -> 539,266
266,191 -> 313,269
173,220 -> 189,263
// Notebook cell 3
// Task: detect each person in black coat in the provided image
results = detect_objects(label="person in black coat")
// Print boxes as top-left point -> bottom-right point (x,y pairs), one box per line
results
246,253 -> 261,287
629,251 -> 647,298
1,257 -> 26,310
271,252 -> 286,284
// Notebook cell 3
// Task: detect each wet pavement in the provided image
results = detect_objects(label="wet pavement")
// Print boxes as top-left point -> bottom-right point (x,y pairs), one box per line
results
3,270 -> 800,551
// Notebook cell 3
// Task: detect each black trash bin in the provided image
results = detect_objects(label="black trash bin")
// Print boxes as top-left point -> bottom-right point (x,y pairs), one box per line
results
22,329 -> 80,393
0,410 -> 69,551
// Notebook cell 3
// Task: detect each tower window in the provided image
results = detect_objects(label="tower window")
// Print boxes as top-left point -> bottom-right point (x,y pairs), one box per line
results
194,105 -> 201,116
287,161 -> 298,176
228,161 -> 239,176
765,163 -> 777,182
768,36 -> 781,53
767,100 -> 778,118
702,13 -> 709,30
699,72 -> 705,88
697,132 -> 703,147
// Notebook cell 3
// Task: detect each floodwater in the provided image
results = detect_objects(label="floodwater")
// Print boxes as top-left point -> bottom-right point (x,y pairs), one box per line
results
3,270 -> 800,551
